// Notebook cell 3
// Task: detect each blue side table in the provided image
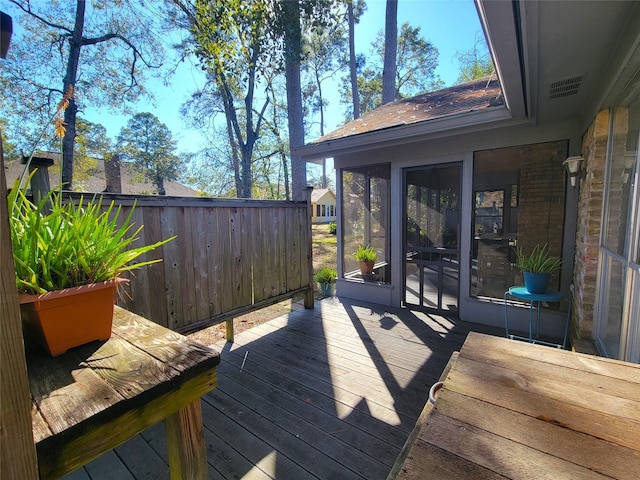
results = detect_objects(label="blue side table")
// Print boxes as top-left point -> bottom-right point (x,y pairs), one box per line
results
504,286 -> 570,348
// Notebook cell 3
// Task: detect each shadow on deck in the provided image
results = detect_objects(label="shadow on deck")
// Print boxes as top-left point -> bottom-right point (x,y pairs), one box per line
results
62,297 -> 505,480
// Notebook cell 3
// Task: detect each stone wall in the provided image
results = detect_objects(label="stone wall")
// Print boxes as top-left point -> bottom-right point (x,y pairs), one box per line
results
572,110 -> 609,341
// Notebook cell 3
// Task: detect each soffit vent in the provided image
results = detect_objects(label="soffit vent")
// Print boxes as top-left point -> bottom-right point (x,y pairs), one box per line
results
549,76 -> 583,99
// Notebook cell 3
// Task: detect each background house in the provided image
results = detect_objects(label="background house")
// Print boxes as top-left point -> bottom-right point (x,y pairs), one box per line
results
310,188 -> 336,224
4,152 -> 199,197
299,0 -> 640,364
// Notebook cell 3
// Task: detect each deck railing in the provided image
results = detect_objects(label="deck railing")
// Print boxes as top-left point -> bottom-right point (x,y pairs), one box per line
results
65,192 -> 314,332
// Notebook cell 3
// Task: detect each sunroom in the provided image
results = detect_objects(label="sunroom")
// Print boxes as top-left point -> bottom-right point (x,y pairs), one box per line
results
298,0 -> 640,360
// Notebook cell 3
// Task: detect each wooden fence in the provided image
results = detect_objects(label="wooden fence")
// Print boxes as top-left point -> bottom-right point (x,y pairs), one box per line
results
66,192 -> 314,333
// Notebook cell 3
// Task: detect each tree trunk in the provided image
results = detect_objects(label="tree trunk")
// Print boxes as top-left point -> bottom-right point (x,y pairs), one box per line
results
381,0 -> 398,105
315,72 -> 327,188
61,0 -> 87,190
348,1 -> 360,119
283,2 -> 306,202
156,172 -> 166,196
240,148 -> 252,198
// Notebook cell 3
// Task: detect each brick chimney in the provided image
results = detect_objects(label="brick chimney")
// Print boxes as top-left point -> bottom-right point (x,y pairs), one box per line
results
104,153 -> 122,193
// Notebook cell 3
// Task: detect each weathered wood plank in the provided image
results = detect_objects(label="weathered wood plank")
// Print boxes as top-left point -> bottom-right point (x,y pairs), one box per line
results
191,207 -> 209,321
395,439 -> 508,480
180,206 -> 198,327
114,433 -> 168,479
142,204 -> 168,327
200,396 -> 315,479
166,399 -> 208,480
421,412 -> 612,479
112,307 -> 220,375
161,205 -> 184,329
203,206 -> 219,318
446,355 -> 640,451
0,141 -> 39,480
461,331 -> 640,385
83,450 -> 135,480
436,388 -> 640,479
251,207 -> 266,303
276,207 -> 287,295
126,206 -> 151,320
217,208 -> 233,313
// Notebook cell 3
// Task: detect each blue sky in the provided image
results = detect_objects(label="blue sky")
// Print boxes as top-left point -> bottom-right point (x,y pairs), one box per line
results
84,0 -> 483,158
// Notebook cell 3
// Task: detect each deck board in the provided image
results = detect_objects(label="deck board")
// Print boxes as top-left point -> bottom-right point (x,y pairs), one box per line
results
61,297 -> 504,479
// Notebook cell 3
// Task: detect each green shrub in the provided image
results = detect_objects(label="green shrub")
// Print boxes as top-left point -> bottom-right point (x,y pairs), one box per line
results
314,266 -> 337,285
328,221 -> 337,235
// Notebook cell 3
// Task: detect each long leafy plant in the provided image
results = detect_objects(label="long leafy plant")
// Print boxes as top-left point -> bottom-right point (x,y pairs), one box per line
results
515,243 -> 562,274
314,266 -> 337,286
9,179 -> 175,295
354,245 -> 377,263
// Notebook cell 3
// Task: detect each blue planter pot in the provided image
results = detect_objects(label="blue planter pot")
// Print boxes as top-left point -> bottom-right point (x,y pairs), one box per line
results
320,283 -> 335,297
523,272 -> 551,294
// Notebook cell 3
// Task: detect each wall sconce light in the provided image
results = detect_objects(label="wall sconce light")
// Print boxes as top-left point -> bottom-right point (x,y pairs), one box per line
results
563,156 -> 584,188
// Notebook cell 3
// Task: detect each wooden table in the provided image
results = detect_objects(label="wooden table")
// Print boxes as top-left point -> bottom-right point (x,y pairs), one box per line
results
389,332 -> 640,479
27,306 -> 220,480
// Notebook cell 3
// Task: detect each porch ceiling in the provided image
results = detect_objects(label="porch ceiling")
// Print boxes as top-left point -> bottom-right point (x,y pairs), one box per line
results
483,0 -> 640,127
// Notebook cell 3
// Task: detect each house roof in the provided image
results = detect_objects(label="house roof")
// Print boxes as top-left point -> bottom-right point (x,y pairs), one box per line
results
314,77 -> 503,144
298,77 -> 513,162
310,188 -> 336,203
4,153 -> 200,197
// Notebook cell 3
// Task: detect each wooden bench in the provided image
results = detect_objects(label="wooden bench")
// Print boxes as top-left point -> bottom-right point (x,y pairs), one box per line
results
388,332 -> 640,479
27,306 -> 220,480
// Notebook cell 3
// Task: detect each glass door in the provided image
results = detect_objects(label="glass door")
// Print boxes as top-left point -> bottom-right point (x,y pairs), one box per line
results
403,164 -> 461,314
595,104 -> 640,362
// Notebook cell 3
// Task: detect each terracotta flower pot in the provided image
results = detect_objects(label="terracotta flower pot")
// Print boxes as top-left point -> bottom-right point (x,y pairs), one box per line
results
19,278 -> 127,356
358,261 -> 375,276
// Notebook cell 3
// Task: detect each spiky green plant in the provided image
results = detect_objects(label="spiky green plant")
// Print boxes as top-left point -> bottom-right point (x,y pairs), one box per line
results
314,266 -> 337,286
354,245 -> 377,263
8,179 -> 175,294
515,243 -> 562,274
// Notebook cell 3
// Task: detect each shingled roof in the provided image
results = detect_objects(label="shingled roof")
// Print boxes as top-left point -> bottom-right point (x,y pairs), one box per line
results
312,76 -> 503,144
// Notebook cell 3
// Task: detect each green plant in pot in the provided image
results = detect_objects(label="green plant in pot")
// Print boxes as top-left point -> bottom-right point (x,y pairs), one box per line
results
515,243 -> 562,294
354,245 -> 377,276
8,180 -> 175,356
314,266 -> 337,297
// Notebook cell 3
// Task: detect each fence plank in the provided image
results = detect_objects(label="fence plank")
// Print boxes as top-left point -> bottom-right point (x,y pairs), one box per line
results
161,206 -> 184,329
143,205 -> 168,327
192,207 -> 210,322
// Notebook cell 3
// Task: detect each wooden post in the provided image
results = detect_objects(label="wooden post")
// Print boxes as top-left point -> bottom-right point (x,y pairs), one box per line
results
225,318 -> 234,343
1,139 -> 40,479
304,186 -> 315,309
165,400 -> 209,480
21,155 -> 54,205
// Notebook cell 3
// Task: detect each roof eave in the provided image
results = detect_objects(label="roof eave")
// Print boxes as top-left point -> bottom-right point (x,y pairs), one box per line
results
298,106 -> 520,162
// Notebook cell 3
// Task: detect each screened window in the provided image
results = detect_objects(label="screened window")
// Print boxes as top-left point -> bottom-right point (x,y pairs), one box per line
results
341,164 -> 391,283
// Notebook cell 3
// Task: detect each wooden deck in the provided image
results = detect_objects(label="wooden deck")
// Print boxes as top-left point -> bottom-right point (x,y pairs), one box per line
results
60,297 -> 504,480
